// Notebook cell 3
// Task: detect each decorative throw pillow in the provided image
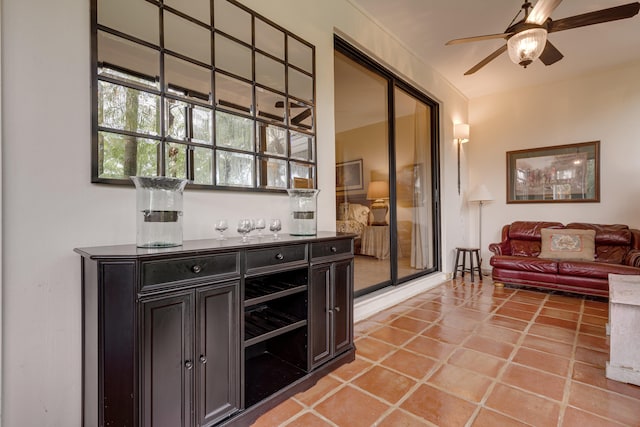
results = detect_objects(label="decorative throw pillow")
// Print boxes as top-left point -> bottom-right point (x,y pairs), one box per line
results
539,228 -> 596,261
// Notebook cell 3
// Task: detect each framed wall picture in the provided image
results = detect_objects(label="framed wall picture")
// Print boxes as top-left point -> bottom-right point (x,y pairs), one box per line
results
336,159 -> 363,192
506,141 -> 600,203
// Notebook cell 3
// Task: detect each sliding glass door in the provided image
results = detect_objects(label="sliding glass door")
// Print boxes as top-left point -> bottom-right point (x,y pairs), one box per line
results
334,37 -> 440,297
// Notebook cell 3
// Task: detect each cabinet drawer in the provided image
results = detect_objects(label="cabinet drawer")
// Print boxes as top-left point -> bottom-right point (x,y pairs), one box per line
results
141,252 -> 240,290
311,239 -> 352,259
246,244 -> 308,273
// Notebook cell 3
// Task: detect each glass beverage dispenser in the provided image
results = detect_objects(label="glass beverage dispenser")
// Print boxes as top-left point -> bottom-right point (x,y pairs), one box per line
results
286,189 -> 320,236
131,176 -> 189,247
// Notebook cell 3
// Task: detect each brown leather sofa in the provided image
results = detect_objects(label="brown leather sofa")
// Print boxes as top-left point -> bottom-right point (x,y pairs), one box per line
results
489,221 -> 640,297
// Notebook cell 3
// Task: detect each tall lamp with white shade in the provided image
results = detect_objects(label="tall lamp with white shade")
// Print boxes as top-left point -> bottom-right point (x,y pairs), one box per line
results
468,184 -> 494,267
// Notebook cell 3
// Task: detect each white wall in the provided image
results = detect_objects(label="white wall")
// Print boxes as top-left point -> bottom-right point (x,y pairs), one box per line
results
1,0 -> 468,425
469,60 -> 640,266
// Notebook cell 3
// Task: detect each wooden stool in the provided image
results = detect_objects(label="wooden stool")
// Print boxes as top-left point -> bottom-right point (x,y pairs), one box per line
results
453,247 -> 482,282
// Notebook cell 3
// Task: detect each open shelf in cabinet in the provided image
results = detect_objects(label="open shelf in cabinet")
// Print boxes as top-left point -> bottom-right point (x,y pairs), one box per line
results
244,305 -> 306,346
244,328 -> 308,407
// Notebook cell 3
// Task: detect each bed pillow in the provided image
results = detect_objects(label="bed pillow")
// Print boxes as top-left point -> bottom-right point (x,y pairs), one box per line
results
539,228 -> 596,261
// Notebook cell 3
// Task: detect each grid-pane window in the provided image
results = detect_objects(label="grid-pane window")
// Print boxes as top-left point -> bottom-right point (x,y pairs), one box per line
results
93,0 -> 316,190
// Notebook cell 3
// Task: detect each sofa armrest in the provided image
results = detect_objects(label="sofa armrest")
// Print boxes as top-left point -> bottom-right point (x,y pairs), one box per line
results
624,249 -> 640,268
489,241 -> 511,256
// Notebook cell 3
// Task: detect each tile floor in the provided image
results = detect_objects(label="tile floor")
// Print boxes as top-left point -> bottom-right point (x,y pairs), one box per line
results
252,278 -> 640,427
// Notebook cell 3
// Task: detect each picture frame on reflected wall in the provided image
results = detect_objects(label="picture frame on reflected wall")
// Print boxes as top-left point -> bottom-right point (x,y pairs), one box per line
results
506,141 -> 600,203
336,159 -> 363,192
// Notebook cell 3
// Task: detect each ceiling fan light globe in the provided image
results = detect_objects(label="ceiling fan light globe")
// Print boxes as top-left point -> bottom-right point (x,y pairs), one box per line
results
507,28 -> 547,68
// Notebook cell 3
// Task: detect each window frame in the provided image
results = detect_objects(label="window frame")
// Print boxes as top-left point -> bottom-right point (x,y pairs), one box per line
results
91,0 -> 317,192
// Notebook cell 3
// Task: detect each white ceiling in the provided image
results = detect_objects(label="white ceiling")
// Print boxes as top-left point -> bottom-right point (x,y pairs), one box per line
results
347,0 -> 640,99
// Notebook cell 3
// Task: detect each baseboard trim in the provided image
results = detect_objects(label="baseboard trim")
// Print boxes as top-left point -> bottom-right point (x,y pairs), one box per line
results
606,362 -> 640,386
354,272 -> 447,323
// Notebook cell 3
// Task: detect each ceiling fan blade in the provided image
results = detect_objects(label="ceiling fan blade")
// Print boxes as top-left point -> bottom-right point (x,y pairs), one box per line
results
464,45 -> 508,75
291,109 -> 311,125
548,2 -> 640,33
445,33 -> 512,46
526,0 -> 563,25
539,41 -> 564,65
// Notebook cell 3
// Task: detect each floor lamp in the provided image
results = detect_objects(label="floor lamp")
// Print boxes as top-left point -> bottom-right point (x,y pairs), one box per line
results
468,184 -> 494,269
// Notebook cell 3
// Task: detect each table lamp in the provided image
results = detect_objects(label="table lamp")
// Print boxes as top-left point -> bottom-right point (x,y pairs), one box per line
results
367,180 -> 389,225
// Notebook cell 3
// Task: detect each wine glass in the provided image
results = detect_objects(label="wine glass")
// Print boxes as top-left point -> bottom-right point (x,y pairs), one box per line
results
269,219 -> 282,239
214,219 -> 228,240
254,218 -> 266,237
237,219 -> 252,242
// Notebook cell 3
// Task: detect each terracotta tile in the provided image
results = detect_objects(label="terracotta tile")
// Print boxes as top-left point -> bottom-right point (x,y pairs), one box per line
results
404,307 -> 441,322
354,336 -> 396,362
540,307 -> 581,321
521,334 -> 574,358
510,291 -> 547,303
428,363 -> 492,402
501,300 -> 540,313
401,384 -> 477,426
461,300 -> 501,313
418,300 -> 449,313
252,399 -> 304,427
582,313 -> 608,327
437,313 -> 479,332
495,306 -> 537,322
535,315 -> 578,330
584,299 -> 608,311
295,375 -> 343,407
404,335 -> 456,360
572,362 -> 640,400
369,325 -> 416,346
576,333 -> 608,352
574,345 -> 607,366
583,305 -> 608,317
421,324 -> 469,345
568,381 -> 640,426
500,364 -> 566,401
377,409 -> 431,426
381,349 -> 438,380
486,314 -> 529,331
512,347 -> 570,377
448,348 -> 505,378
561,406 -> 625,427
354,320 -> 382,337
528,323 -> 577,343
544,299 -> 583,312
388,316 -> 431,334
449,306 -> 490,320
352,365 -> 416,404
475,323 -> 523,345
364,306 -> 407,324
471,408 -> 530,427
282,411 -> 333,427
463,334 -> 515,359
330,357 -> 373,382
485,383 -> 560,426
314,385 -> 390,427
547,294 -> 584,307
578,322 -> 606,336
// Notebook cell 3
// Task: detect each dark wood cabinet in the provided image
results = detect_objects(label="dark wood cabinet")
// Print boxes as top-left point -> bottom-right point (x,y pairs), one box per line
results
76,233 -> 354,427
310,240 -> 354,369
142,291 -> 194,427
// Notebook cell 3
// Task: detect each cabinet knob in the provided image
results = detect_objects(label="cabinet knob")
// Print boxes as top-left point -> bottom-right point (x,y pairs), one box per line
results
191,265 -> 202,274
185,360 -> 193,370
334,306 -> 341,312
199,355 -> 207,364
275,253 -> 284,260
330,246 -> 337,252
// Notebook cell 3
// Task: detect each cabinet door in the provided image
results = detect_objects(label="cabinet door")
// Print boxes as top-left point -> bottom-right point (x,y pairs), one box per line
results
142,292 -> 193,427
196,282 -> 240,426
332,259 -> 353,356
310,264 -> 331,368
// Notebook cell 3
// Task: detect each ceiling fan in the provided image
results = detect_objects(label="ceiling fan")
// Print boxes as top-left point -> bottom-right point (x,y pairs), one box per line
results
446,0 -> 640,75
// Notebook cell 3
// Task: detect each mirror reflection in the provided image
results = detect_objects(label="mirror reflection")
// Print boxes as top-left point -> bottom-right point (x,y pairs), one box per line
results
94,0 -> 315,190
